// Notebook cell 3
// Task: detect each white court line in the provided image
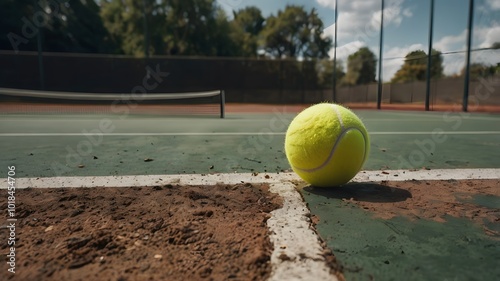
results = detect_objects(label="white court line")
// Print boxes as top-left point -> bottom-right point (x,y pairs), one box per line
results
365,117 -> 500,122
365,119 -> 445,122
370,131 -> 500,135
1,131 -> 500,137
1,169 -> 498,281
2,169 -> 499,189
380,112 -> 500,121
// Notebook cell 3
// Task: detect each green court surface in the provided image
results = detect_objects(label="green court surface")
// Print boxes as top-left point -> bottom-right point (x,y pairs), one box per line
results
1,110 -> 499,177
1,109 -> 500,280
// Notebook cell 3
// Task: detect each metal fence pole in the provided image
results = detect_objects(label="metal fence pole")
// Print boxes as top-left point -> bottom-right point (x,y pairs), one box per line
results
142,0 -> 150,58
377,0 -> 384,110
36,0 -> 45,90
332,0 -> 338,103
425,0 -> 435,111
463,0 -> 474,112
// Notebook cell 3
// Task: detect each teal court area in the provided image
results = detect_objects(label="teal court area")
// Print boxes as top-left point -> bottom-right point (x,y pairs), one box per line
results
1,108 -> 499,280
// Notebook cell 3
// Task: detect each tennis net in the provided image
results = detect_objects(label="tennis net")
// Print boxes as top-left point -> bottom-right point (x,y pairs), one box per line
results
0,88 -> 225,118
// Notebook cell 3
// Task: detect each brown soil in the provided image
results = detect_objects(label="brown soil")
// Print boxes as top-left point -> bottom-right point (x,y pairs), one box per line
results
1,183 -> 282,281
333,179 -> 500,237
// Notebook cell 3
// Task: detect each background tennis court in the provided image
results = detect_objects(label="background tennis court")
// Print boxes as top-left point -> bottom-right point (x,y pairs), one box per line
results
1,107 -> 499,177
1,105 -> 499,280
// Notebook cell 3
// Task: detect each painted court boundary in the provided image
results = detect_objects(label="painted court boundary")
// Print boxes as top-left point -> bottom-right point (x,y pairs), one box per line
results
2,168 -> 499,281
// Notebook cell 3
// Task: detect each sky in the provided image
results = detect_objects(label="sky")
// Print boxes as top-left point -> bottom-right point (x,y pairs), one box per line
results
217,0 -> 500,81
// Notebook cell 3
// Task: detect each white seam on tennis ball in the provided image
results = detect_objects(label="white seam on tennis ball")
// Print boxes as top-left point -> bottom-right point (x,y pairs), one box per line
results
333,104 -> 369,165
294,127 -> 363,173
331,104 -> 344,129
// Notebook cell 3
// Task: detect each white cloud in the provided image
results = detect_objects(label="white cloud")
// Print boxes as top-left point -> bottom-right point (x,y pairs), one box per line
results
432,20 -> 500,52
382,0 -> 407,26
316,0 -> 335,9
384,44 -> 426,58
478,26 -> 500,48
216,0 -> 246,19
434,30 -> 466,52
486,0 -> 500,10
472,51 -> 500,67
402,8 -> 413,17
327,40 -> 367,62
431,30 -> 478,75
442,54 -> 465,76
474,25 -> 500,69
216,0 -> 245,10
318,0 -> 412,45
432,26 -> 500,75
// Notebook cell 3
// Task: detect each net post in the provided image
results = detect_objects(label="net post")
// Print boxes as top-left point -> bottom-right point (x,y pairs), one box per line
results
220,90 -> 225,118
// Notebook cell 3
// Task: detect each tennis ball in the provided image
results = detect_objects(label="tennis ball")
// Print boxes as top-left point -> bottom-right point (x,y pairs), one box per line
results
285,103 -> 370,187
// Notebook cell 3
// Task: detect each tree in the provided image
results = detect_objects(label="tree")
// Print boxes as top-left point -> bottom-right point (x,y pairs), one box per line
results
100,0 -> 162,56
317,59 -> 345,88
261,5 -> 332,59
229,6 -> 264,57
1,0 -> 117,53
53,0 -> 119,53
100,0 -> 241,57
391,49 -> 444,83
461,63 -> 498,79
163,0 -> 217,56
0,0 -> 38,51
343,47 -> 377,85
430,49 -> 444,79
233,6 -> 264,36
210,8 -> 244,57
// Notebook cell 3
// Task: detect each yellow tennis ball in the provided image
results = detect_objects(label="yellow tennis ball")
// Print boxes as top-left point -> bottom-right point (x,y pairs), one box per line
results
285,103 -> 370,187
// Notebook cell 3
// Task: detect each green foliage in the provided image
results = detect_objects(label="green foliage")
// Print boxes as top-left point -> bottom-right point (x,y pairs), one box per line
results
0,0 -> 38,51
59,0 -> 119,53
100,0 -> 168,56
100,0 -> 245,57
261,5 -> 332,59
104,0 -> 171,56
229,6 -> 265,57
233,6 -> 264,36
391,49 -> 444,83
343,47 -> 377,85
430,49 -> 444,79
162,0 -> 227,56
1,0 -> 118,53
316,59 -> 345,88
2,1 -> 332,60
461,63 -> 498,79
